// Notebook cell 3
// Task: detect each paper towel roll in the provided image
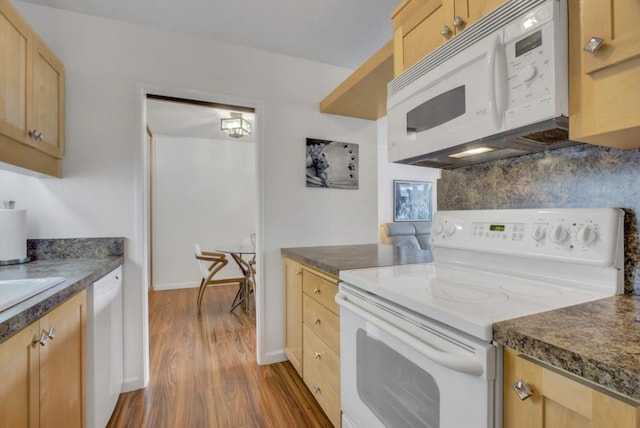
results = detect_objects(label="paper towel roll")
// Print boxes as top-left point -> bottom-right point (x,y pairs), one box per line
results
0,209 -> 26,262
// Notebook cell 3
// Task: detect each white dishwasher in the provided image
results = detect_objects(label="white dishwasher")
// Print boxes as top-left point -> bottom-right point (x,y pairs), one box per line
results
86,265 -> 124,428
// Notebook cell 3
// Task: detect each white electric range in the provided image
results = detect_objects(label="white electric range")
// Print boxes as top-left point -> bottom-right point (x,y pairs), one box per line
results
336,208 -> 624,428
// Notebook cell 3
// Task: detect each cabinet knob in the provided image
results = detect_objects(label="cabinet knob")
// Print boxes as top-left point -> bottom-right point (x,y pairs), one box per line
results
452,15 -> 465,28
441,25 -> 453,38
313,351 -> 323,359
313,288 -> 320,295
29,130 -> 44,141
33,331 -> 48,347
313,386 -> 321,395
45,327 -> 56,340
313,317 -> 321,325
512,379 -> 533,400
583,37 -> 604,53
296,270 -> 302,276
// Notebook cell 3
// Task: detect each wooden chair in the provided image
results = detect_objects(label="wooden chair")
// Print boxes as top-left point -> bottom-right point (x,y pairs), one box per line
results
229,255 -> 256,313
194,243 -> 245,315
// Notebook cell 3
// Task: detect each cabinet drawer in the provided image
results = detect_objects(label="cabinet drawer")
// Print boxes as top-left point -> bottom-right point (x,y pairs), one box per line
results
303,268 -> 339,314
303,324 -> 340,394
303,294 -> 340,353
303,351 -> 341,428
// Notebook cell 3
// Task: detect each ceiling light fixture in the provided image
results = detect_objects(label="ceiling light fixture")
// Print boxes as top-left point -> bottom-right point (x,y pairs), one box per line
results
221,112 -> 251,138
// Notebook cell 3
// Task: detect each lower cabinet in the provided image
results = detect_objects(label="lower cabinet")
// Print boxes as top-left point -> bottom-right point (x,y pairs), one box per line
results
503,347 -> 640,428
283,257 -> 341,427
0,290 -> 86,428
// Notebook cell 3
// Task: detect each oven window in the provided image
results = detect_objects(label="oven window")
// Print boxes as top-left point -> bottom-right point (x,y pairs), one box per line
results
356,329 -> 440,428
406,85 -> 465,134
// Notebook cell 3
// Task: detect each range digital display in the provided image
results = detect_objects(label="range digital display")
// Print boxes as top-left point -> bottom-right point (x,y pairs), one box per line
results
489,225 -> 506,232
516,30 -> 542,57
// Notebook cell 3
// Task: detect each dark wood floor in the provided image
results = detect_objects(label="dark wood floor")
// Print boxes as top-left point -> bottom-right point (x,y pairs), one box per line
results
107,285 -> 332,428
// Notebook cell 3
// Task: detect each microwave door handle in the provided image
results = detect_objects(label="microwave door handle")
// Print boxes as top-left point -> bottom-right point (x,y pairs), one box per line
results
336,292 -> 484,377
488,35 -> 507,129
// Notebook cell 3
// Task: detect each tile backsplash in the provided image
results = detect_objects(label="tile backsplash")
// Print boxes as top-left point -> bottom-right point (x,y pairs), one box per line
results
437,143 -> 640,293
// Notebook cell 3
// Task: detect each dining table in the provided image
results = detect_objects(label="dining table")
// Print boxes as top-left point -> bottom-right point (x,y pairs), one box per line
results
216,243 -> 256,313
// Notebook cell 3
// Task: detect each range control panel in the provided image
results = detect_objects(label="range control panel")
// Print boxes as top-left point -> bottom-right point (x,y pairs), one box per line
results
431,208 -> 624,267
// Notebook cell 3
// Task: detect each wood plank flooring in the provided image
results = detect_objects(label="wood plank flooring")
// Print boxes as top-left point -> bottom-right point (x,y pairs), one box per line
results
108,285 -> 333,428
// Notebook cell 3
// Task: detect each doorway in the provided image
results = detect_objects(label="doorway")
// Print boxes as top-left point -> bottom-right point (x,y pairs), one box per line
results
139,88 -> 264,385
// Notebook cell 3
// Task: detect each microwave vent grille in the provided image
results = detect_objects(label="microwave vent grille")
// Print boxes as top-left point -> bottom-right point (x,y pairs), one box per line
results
518,128 -> 569,144
389,0 -> 550,97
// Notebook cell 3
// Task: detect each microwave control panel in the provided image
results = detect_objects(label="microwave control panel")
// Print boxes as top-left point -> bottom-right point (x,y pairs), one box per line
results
502,0 -> 566,128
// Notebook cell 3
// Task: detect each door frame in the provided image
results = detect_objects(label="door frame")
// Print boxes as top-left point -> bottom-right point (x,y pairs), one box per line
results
137,82 -> 265,383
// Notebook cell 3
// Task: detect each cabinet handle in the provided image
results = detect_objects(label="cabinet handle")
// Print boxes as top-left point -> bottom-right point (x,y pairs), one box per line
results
313,386 -> 321,395
441,25 -> 453,38
452,15 -> 465,28
313,288 -> 320,295
512,379 -> 533,400
313,317 -> 321,325
313,351 -> 323,359
29,130 -> 44,141
296,270 -> 302,276
45,327 -> 56,340
583,36 -> 604,53
33,331 -> 47,347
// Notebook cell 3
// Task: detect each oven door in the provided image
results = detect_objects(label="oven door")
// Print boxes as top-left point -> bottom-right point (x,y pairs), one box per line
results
336,283 -> 498,428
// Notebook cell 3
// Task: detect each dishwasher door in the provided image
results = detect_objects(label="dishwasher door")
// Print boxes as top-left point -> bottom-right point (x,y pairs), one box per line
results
86,265 -> 123,428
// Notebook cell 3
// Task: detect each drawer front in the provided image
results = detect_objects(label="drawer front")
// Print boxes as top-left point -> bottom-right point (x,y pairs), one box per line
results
303,294 -> 340,353
303,269 -> 339,314
303,352 -> 341,428
303,324 -> 340,394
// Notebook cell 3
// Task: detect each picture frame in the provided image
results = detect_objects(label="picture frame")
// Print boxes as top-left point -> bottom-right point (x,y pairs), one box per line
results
393,180 -> 433,222
306,138 -> 358,189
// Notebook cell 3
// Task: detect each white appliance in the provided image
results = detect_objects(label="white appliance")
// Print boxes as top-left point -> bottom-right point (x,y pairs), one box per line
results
336,208 -> 624,428
387,0 -> 574,169
86,265 -> 124,428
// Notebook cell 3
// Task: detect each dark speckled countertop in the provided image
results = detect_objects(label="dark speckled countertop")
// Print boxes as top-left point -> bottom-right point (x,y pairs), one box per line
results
0,238 -> 124,344
281,243 -> 432,277
494,295 -> 640,400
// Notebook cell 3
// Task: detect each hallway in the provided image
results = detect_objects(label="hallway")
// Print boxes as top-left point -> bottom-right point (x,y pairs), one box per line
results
108,286 -> 332,427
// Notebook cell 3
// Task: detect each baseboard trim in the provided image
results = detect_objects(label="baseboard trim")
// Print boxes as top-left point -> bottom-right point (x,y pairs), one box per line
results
259,349 -> 287,365
152,282 -> 198,291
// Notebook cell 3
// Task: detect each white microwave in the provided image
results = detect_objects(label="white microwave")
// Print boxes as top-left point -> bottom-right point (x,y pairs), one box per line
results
387,0 -> 574,169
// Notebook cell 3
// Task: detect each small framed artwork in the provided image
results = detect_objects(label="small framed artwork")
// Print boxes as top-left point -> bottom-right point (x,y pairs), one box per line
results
393,180 -> 433,222
306,138 -> 358,189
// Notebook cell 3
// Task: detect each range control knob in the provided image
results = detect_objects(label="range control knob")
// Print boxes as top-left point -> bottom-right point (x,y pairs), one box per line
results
444,223 -> 457,237
532,225 -> 547,242
549,224 -> 570,245
576,225 -> 599,246
433,221 -> 445,236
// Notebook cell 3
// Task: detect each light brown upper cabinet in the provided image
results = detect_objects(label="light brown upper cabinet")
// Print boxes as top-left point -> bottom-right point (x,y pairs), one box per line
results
569,0 -> 640,149
0,0 -> 65,177
391,0 -> 505,76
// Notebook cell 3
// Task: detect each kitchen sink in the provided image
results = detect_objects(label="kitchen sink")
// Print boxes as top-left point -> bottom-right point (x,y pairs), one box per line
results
0,277 -> 66,312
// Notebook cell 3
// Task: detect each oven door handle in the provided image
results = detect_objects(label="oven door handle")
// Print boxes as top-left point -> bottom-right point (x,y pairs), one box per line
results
336,292 -> 484,377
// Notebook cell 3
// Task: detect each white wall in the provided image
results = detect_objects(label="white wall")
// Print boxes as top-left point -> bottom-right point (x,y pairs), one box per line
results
5,1 -> 379,391
151,135 -> 257,289
376,117 -> 441,226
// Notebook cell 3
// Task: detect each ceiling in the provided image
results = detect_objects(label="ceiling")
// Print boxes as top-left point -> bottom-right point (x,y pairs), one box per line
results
146,98 -> 256,142
19,0 -> 398,69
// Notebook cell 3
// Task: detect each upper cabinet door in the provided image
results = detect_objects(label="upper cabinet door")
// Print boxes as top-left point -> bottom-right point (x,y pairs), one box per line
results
569,0 -> 640,149
392,0 -> 506,77
0,3 -> 30,145
581,0 -> 640,75
31,38 -> 64,158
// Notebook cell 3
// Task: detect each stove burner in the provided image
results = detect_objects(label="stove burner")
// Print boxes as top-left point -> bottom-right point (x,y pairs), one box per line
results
427,281 -> 509,304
